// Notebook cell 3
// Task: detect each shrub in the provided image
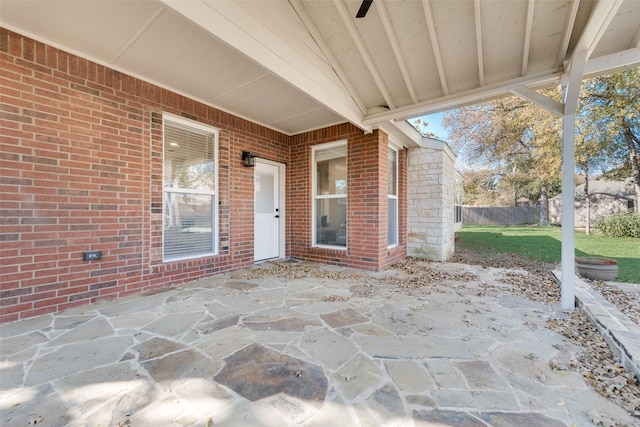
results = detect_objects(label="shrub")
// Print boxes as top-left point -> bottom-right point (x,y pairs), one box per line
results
594,210 -> 640,238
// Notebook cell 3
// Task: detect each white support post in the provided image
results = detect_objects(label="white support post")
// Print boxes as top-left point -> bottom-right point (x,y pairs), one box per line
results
559,49 -> 586,311
511,83 -> 579,310
561,113 -> 576,310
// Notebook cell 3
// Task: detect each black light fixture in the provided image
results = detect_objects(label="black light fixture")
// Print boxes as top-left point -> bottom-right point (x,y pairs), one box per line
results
242,151 -> 257,167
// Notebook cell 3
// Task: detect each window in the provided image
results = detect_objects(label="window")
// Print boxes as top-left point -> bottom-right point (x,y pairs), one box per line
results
163,114 -> 218,261
313,142 -> 347,248
454,178 -> 463,224
388,146 -> 398,247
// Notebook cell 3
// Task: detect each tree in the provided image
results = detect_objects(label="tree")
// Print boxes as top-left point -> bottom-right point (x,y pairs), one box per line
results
579,68 -> 640,213
411,118 -> 438,139
442,68 -> 640,222
442,92 -> 563,224
459,168 -> 500,206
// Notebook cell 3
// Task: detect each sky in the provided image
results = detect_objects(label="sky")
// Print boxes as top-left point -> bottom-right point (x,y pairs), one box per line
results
413,111 -> 474,170
414,111 -> 448,141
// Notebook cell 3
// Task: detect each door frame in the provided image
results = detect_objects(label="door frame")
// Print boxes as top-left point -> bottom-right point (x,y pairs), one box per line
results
254,158 -> 286,261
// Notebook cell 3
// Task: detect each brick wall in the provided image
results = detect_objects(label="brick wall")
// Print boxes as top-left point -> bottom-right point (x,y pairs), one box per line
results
0,30 -> 289,322
289,127 -> 407,271
0,29 -> 407,321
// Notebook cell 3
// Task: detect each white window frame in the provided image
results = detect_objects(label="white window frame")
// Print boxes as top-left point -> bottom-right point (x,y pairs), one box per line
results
454,178 -> 463,224
162,113 -> 219,262
388,145 -> 399,248
312,140 -> 348,250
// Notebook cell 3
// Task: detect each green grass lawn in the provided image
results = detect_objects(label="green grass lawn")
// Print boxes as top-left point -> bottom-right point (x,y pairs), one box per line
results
456,225 -> 640,283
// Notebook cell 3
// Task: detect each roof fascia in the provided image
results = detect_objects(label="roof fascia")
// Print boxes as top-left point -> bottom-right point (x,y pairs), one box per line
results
378,120 -> 457,162
378,121 -> 423,148
362,70 -> 563,125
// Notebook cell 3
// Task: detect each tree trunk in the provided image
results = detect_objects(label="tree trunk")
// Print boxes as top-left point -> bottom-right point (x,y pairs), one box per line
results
584,165 -> 590,235
539,185 -> 549,226
624,125 -> 640,213
586,195 -> 591,234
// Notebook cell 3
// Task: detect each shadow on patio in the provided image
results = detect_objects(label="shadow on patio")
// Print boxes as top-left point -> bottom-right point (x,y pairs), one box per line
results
1,259 -> 637,426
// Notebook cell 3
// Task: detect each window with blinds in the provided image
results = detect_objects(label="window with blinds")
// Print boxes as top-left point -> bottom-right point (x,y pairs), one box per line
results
163,114 -> 218,261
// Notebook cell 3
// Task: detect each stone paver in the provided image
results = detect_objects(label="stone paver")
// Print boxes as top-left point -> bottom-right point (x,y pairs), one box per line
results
554,271 -> 640,381
1,261 -> 639,427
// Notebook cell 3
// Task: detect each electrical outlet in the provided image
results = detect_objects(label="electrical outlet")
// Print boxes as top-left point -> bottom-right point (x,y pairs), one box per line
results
83,251 -> 102,261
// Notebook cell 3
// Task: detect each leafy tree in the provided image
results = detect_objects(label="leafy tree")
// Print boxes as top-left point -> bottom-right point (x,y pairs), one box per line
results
601,163 -> 633,181
442,68 -> 640,222
459,168 -> 500,206
442,92 -> 562,224
579,68 -> 640,212
411,118 -> 438,139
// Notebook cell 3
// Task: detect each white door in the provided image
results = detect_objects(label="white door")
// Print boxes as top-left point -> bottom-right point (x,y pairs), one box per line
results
254,162 -> 280,261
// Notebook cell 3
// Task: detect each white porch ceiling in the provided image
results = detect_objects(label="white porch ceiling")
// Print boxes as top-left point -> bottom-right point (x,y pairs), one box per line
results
2,0 -> 639,136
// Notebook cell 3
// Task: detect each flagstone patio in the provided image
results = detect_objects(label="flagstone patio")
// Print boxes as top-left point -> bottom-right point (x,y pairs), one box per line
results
1,260 -> 638,427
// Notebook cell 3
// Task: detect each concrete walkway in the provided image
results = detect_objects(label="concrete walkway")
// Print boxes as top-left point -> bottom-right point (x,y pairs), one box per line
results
1,260 -> 638,427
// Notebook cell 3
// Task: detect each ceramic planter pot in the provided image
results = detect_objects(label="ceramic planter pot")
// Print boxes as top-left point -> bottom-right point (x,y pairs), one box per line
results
575,257 -> 618,281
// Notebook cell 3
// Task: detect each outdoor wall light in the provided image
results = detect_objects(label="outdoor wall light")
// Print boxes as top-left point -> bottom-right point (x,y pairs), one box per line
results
242,151 -> 257,167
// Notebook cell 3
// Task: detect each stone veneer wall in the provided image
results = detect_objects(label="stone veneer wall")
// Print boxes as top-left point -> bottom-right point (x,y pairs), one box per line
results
407,140 -> 457,261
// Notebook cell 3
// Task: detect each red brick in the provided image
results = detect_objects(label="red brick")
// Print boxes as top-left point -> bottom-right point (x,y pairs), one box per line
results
0,302 -> 33,316
22,305 -> 58,318
1,29 -> 407,321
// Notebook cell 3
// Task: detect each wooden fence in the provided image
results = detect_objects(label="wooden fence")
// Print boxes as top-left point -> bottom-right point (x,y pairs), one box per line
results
462,206 -> 540,225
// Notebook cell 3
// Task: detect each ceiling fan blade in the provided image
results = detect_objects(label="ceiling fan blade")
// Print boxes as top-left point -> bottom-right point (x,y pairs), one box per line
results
356,0 -> 373,18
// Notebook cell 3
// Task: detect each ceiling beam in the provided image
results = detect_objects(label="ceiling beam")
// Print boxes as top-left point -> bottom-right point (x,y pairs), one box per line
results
510,85 -> 564,117
333,0 -> 396,109
521,0 -> 535,76
556,0 -> 580,67
563,49 -> 587,113
583,46 -> 640,76
362,69 -> 563,125
631,25 -> 640,48
473,0 -> 485,86
161,0 -> 370,132
289,0 -> 368,115
376,0 -> 419,104
574,0 -> 625,60
422,0 -> 449,96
